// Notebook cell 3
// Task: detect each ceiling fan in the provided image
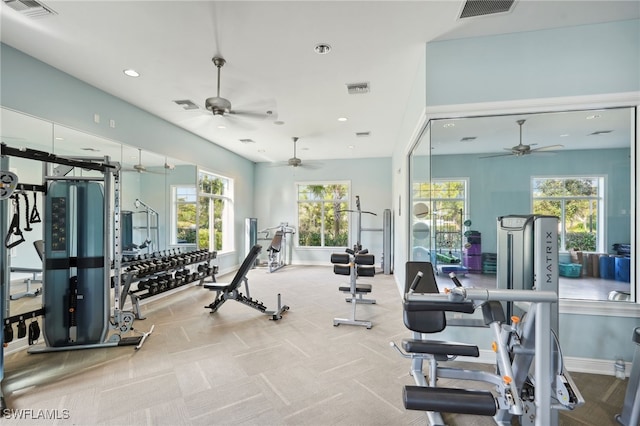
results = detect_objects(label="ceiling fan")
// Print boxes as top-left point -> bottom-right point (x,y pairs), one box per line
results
122,149 -> 164,174
204,57 -> 276,121
480,119 -> 564,158
287,137 -> 304,167
272,137 -> 320,169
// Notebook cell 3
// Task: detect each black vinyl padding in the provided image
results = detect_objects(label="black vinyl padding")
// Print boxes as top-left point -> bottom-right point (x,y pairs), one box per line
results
357,266 -> 375,277
633,327 -> 640,345
402,338 -> 479,357
339,283 -> 372,293
333,264 -> 351,276
204,245 -> 261,292
268,231 -> 283,253
481,301 -> 507,325
405,262 -> 438,294
331,253 -> 350,264
403,300 -> 475,334
355,253 -> 375,265
403,386 -> 497,416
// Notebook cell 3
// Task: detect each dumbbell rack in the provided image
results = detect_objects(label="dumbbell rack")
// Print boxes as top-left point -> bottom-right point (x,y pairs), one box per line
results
118,249 -> 217,319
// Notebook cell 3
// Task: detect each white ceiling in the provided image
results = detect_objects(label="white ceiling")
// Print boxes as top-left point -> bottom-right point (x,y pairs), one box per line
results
1,1 -> 637,166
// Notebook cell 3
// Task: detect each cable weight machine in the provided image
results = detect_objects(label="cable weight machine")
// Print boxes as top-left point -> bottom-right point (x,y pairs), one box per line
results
1,143 -> 153,355
338,196 -> 393,274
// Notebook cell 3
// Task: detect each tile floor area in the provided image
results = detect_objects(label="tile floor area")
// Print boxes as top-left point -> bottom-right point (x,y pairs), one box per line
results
2,264 -> 632,425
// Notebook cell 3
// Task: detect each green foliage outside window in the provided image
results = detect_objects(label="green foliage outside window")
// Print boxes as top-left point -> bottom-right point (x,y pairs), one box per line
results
298,184 -> 349,247
532,177 -> 600,251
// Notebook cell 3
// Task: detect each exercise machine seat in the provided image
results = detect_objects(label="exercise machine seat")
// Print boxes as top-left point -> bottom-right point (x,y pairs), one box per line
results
204,245 -> 261,292
339,283 -> 372,293
267,231 -> 283,253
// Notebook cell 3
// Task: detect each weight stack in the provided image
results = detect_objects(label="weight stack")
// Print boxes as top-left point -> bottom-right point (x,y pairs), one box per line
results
43,181 -> 109,347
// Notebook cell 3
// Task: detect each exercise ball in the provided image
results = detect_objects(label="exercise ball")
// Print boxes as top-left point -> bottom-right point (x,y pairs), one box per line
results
412,221 -> 430,240
413,202 -> 430,219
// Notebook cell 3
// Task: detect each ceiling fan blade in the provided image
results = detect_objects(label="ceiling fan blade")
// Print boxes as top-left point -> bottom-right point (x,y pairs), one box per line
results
530,144 -> 564,152
479,152 -> 517,159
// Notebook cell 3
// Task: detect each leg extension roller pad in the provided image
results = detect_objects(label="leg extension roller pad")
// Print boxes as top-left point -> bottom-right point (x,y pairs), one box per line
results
403,386 -> 497,416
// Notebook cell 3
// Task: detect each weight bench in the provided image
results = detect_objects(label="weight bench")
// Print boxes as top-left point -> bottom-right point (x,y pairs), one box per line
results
204,244 -> 289,320
9,240 -> 44,300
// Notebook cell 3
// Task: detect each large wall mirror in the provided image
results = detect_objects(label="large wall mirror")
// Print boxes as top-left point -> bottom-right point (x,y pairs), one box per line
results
1,107 -> 196,319
409,106 -> 635,303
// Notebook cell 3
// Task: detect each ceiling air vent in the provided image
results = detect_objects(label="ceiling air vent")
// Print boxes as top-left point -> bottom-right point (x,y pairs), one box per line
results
346,82 -> 370,95
173,100 -> 199,110
459,0 -> 514,19
3,0 -> 57,18
461,136 -> 477,142
355,131 -> 371,138
590,130 -> 613,135
239,139 -> 255,144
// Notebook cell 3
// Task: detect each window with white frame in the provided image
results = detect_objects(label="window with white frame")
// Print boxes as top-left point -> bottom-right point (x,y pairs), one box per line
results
297,182 -> 349,247
411,179 -> 468,258
172,185 -> 197,245
532,176 -> 604,252
197,170 -> 234,253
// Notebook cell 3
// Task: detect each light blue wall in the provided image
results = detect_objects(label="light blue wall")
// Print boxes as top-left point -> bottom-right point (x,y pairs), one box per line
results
417,20 -> 640,363
426,19 -> 640,106
254,157 -> 392,265
419,148 -> 631,253
1,43 -> 254,271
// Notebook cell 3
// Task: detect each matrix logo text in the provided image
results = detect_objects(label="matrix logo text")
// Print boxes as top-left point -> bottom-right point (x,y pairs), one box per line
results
2,408 -> 70,420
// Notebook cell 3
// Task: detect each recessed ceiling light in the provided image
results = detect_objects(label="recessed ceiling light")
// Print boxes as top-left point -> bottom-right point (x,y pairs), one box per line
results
338,117 -> 348,122
348,145 -> 354,149
123,69 -> 140,77
217,125 -> 226,129
586,114 -> 600,120
560,134 -> 569,137
314,43 -> 331,54
55,137 -> 64,140
443,123 -> 455,128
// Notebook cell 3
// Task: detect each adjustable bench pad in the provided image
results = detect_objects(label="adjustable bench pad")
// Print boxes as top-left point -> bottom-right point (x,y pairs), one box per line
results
339,283 -> 372,293
402,338 -> 480,357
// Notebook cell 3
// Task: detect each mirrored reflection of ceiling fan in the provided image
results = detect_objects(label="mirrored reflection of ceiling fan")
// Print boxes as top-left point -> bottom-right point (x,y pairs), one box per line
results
204,56 -> 276,123
122,149 -> 165,174
480,119 -> 564,159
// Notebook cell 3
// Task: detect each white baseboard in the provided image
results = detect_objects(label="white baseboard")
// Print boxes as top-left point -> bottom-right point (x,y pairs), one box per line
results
471,349 -> 630,377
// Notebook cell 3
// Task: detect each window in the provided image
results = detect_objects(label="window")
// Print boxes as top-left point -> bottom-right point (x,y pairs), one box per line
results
172,185 -> 197,245
297,183 -> 349,247
411,179 -> 468,260
198,170 -> 234,253
532,176 -> 604,252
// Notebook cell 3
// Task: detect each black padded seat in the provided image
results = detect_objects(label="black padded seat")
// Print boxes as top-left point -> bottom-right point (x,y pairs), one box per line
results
268,231 -> 283,253
402,338 -> 480,357
204,245 -> 261,293
339,283 -> 372,293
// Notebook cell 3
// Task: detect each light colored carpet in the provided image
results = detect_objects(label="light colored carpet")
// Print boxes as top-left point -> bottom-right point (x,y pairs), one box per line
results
3,264 -> 629,425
